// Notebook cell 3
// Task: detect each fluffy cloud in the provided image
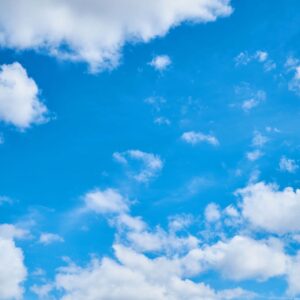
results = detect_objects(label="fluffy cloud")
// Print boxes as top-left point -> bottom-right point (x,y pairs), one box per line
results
279,156 -> 298,173
39,232 -> 64,245
237,182 -> 300,234
0,62 -> 48,129
84,188 -> 129,215
181,131 -> 219,146
246,149 -> 263,161
118,214 -> 199,254
205,203 -> 221,223
0,224 -> 30,240
0,237 -> 27,300
0,0 -> 232,72
55,244 -> 252,300
149,55 -> 171,71
287,252 -> 300,296
113,150 -> 163,183
201,236 -> 288,281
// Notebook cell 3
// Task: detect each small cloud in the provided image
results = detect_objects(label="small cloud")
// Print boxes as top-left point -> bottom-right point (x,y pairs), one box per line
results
247,149 -> 263,161
205,203 -> 221,223
39,233 -> 64,245
234,52 -> 252,66
252,131 -> 268,147
0,62 -> 49,129
154,117 -> 171,126
181,131 -> 219,146
0,224 -> 30,240
113,150 -> 163,183
144,96 -> 166,111
286,57 -> 300,95
149,55 -> 171,71
235,50 -> 276,71
84,188 -> 129,215
265,126 -> 280,133
235,84 -> 266,112
279,156 -> 298,173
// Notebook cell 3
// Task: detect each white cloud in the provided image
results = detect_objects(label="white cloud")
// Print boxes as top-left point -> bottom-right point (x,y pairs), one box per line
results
149,55 -> 171,71
201,236 -> 288,281
246,149 -> 263,161
55,244 -> 252,300
279,156 -> 298,173
0,62 -> 48,129
205,203 -> 221,223
252,131 -> 268,147
0,0 -> 232,72
0,224 -> 30,240
39,232 -> 64,245
113,150 -> 163,183
234,50 -> 275,71
241,90 -> 266,112
237,182 -> 300,234
0,237 -> 27,300
181,131 -> 219,146
31,283 -> 54,299
287,252 -> 300,296
234,84 -> 266,112
154,117 -> 171,126
84,188 -> 129,215
241,98 -> 259,111
255,50 -> 268,62
285,57 -> 300,94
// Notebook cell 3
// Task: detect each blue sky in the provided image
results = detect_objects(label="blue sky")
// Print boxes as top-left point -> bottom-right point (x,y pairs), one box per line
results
1,0 -> 300,299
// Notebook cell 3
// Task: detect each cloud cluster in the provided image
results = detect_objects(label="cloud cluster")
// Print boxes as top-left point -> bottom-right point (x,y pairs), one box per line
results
113,150 -> 163,183
0,62 -> 48,129
237,182 -> 300,234
181,131 -> 219,146
0,233 -> 27,300
55,244 -> 253,300
149,55 -> 172,71
0,0 -> 232,72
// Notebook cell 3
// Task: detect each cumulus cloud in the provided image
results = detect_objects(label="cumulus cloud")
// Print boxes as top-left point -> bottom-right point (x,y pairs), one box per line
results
237,182 -> 300,234
181,131 -> 219,146
84,188 -> 130,215
205,203 -> 221,223
55,244 -> 252,300
0,236 -> 27,300
201,236 -> 288,281
149,55 -> 172,71
287,252 -> 300,296
0,62 -> 48,129
113,150 -> 163,183
0,0 -> 233,72
39,232 -> 64,245
0,224 -> 30,240
279,156 -> 298,173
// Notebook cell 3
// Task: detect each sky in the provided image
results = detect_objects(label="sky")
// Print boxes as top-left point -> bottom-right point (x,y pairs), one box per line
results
1,0 -> 300,299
